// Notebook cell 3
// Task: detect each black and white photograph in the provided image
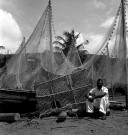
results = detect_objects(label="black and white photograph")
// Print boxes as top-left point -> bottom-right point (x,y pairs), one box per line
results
0,0 -> 128,135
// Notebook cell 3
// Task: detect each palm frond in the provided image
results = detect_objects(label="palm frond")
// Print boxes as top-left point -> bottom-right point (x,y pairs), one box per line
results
55,36 -> 66,43
71,30 -> 75,38
77,40 -> 89,47
54,46 -> 63,51
53,41 -> 65,48
75,33 -> 80,40
76,44 -> 83,50
63,31 -> 71,38
83,40 -> 89,45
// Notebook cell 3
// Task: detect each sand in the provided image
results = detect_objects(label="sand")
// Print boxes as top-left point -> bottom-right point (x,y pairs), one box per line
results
0,110 -> 128,135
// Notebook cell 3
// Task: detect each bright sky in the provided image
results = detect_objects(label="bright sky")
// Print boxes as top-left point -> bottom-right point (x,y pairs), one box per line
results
0,0 -> 121,53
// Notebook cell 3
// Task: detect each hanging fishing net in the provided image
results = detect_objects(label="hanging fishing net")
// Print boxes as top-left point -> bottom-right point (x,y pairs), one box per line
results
0,1 -> 82,90
0,0 -> 128,114
82,1 -> 128,87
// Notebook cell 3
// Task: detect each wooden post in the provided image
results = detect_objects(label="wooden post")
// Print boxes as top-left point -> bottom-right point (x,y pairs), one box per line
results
106,45 -> 114,100
48,0 -> 58,110
0,113 -> 20,122
121,0 -> 128,109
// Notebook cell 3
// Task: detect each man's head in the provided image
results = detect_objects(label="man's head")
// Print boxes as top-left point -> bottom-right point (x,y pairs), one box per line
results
97,79 -> 103,89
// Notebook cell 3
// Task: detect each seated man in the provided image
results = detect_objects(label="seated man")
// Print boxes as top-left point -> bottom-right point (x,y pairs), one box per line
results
86,79 -> 109,120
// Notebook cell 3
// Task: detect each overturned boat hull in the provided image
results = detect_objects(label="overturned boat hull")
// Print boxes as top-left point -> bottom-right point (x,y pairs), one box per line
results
0,89 -> 37,113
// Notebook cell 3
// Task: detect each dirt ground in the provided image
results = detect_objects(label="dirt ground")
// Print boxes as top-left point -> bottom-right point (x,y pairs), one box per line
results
0,110 -> 128,135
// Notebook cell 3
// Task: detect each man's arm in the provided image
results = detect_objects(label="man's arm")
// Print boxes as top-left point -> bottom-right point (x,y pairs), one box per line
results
86,90 -> 92,99
93,91 -> 106,99
86,89 -> 94,102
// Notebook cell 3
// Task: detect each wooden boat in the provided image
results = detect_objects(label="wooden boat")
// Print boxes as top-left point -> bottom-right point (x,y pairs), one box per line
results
0,88 -> 37,113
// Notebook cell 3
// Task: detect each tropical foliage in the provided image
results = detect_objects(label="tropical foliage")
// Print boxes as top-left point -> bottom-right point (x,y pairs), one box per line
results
53,29 -> 89,63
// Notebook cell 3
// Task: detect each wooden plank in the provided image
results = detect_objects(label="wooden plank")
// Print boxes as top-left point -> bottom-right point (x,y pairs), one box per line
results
0,113 -> 20,122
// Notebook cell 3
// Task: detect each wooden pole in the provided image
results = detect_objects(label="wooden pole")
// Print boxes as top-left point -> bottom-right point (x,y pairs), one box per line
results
121,0 -> 128,109
48,0 -> 58,110
0,113 -> 20,122
106,45 -> 114,100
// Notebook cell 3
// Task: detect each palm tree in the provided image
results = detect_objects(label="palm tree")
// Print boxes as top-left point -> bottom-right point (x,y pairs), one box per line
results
53,30 -> 81,56
53,29 -> 89,63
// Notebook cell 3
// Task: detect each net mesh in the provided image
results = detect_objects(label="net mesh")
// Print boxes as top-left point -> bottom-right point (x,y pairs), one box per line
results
0,0 -> 127,114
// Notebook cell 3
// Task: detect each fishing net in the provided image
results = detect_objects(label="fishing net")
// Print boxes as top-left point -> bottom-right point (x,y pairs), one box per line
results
82,1 -> 127,87
0,0 -> 128,114
81,1 -> 128,103
0,1 -> 81,90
